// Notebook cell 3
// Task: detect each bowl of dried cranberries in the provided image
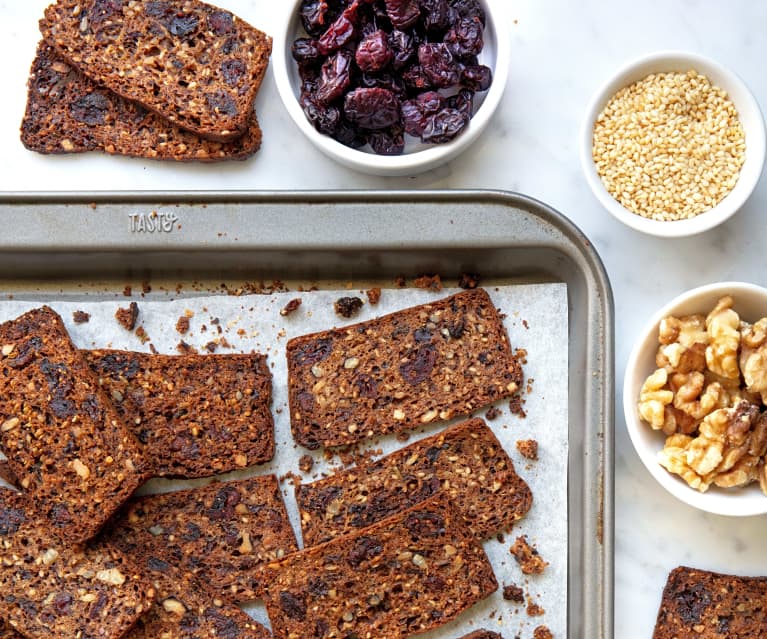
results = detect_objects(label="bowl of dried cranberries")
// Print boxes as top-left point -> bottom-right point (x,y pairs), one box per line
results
273,0 -> 509,176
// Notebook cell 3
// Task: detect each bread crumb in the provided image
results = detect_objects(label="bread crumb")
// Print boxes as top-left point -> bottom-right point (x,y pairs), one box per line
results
526,597 -> 545,616
516,439 -> 538,460
176,315 -> 190,334
72,310 -> 90,324
533,626 -> 553,639
485,406 -> 502,420
281,298 -> 302,317
502,583 -> 524,603
115,302 -> 138,331
176,340 -> 197,354
334,296 -> 364,318
413,274 -> 442,291
510,536 -> 548,575
298,454 -> 314,473
366,287 -> 381,305
458,273 -> 480,289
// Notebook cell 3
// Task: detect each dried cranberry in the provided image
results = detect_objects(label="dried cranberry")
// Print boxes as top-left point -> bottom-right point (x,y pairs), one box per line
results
385,0 -> 420,29
317,3 -> 359,55
449,0 -> 486,25
401,91 -> 444,137
388,29 -> 417,70
447,88 -> 474,118
207,10 -> 234,35
422,0 -> 451,34
70,93 -> 110,126
348,535 -> 384,566
206,90 -> 237,116
344,88 -> 401,130
360,72 -> 407,98
302,94 -> 341,134
300,0 -> 338,38
203,607 -> 241,638
405,510 -> 445,537
354,373 -> 379,398
367,125 -> 405,155
332,118 -> 367,148
444,16 -> 484,58
421,107 -> 469,143
315,50 -> 353,105
356,29 -> 392,72
292,38 -> 322,65
293,337 -> 334,366
399,344 -> 437,385
221,59 -> 246,86
90,0 -> 126,30
279,592 -> 307,621
401,63 -> 433,91
0,506 -> 25,536
146,557 -> 171,573
418,42 -> 459,88
460,64 -> 492,91
169,13 -> 199,37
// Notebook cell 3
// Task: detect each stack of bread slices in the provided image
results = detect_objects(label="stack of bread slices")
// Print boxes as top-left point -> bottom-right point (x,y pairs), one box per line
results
20,0 -> 272,162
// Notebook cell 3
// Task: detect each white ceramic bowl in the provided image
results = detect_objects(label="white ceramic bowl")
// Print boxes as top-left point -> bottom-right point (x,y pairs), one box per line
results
273,0 -> 509,176
581,51 -> 766,237
624,282 -> 767,516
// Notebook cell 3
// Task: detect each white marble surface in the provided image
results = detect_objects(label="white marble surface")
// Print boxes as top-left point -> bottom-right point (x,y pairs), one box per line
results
2,0 -> 767,637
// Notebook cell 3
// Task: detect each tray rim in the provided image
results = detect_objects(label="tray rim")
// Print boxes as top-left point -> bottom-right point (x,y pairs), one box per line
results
0,188 -> 615,639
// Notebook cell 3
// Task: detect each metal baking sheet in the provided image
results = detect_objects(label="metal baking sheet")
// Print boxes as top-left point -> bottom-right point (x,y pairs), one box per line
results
0,189 -> 614,639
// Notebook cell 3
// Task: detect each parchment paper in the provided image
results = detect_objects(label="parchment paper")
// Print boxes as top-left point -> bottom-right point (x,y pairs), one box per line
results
0,283 -> 568,639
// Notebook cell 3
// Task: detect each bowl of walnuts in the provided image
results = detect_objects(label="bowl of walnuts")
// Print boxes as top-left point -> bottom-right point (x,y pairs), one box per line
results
624,282 -> 767,516
273,0 -> 510,176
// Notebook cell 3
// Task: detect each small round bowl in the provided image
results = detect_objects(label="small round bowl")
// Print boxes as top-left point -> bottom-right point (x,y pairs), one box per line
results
581,51 -> 766,237
624,282 -> 767,516
273,0 -> 510,177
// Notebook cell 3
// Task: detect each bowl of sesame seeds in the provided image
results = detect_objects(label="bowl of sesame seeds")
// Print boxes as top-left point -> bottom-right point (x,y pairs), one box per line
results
581,51 -> 765,237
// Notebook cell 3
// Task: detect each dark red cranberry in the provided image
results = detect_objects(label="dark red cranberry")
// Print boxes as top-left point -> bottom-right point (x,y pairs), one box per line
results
385,0 -> 420,29
367,125 -> 405,155
292,38 -> 322,65
207,10 -> 234,34
344,87 -> 401,129
421,107 -> 469,143
356,29 -> 393,72
221,59 -> 246,85
444,16 -> 484,58
388,29 -> 417,70
460,64 -> 492,91
418,42 -> 459,88
315,50 -> 353,105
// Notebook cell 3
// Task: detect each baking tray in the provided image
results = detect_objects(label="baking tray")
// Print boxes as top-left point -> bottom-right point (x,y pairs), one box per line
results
0,189 -> 614,639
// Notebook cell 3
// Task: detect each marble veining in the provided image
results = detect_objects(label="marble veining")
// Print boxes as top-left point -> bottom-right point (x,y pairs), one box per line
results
2,1 -> 767,637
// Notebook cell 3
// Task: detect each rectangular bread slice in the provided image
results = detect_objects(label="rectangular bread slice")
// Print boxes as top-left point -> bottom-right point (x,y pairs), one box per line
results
84,349 -> 274,478
287,288 -> 523,449
259,493 -> 498,639
0,306 -> 146,543
21,43 -> 263,162
41,0 -> 272,141
297,417 -> 532,546
103,539 -> 272,639
0,488 -> 154,639
105,476 -> 298,603
653,566 -> 767,638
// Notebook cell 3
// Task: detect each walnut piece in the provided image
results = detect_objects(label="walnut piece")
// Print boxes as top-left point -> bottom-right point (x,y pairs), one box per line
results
705,296 -> 741,380
637,368 -> 674,430
740,319 -> 767,403
656,314 -> 708,374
